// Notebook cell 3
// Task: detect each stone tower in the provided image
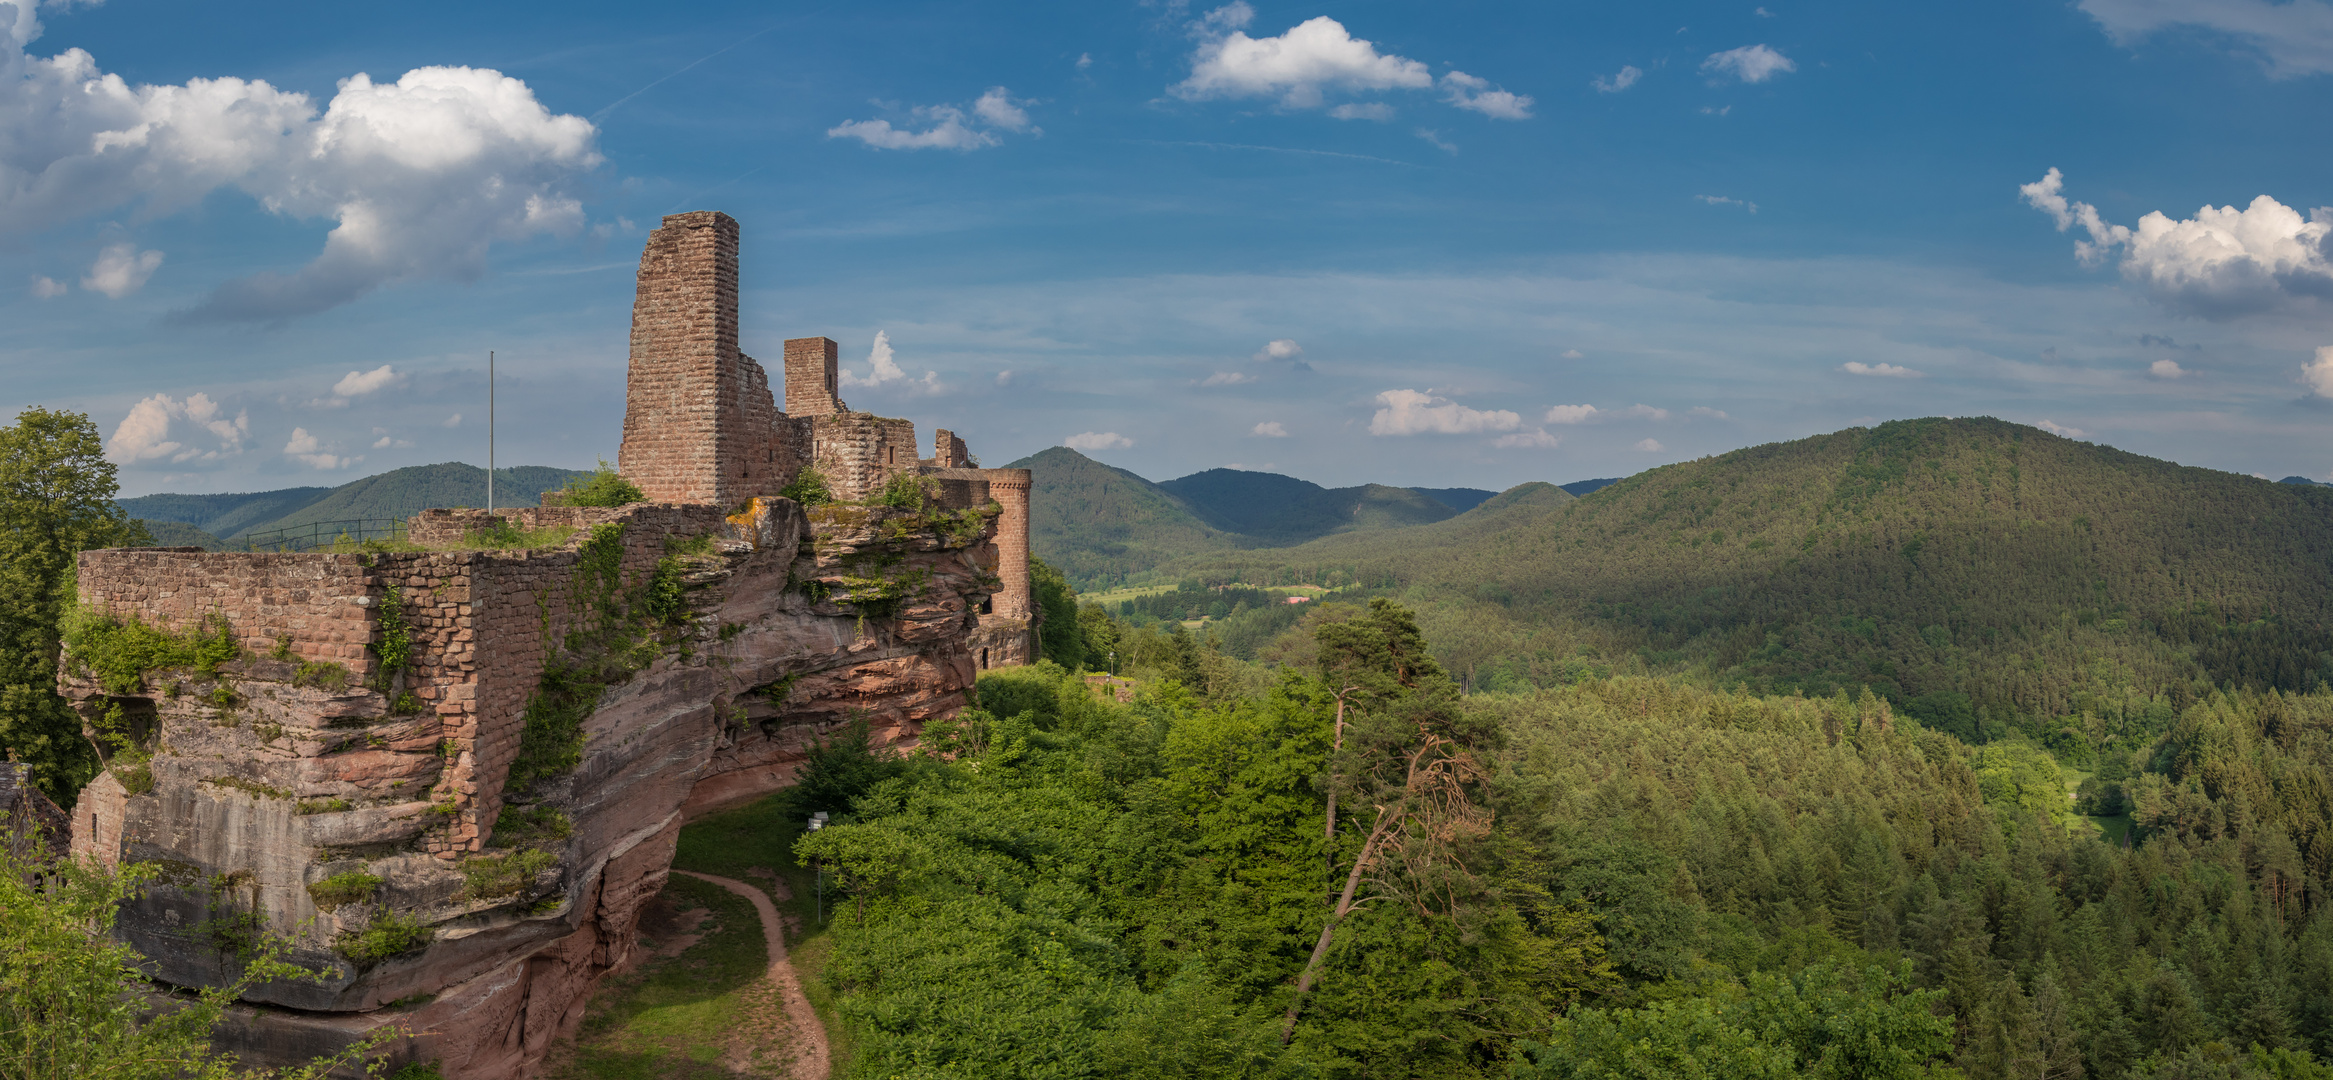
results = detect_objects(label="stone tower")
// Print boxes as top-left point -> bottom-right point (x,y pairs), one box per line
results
615,211 -> 788,507
783,337 -> 843,416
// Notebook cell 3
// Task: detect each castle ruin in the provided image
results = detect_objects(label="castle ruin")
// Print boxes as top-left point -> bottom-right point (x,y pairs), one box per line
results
616,210 -> 1034,669
56,211 -> 1032,1077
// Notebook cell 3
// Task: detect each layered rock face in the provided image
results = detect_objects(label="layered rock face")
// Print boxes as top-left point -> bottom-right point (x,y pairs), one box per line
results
63,494 -> 1000,1077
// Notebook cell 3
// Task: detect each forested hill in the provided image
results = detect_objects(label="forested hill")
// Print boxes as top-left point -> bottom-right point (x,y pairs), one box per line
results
117,463 -> 590,545
1009,446 -> 1579,587
1156,468 -> 1458,540
1162,417 -> 2333,731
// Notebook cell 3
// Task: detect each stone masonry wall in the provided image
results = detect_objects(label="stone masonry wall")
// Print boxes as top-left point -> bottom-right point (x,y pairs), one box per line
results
616,212 -> 796,508
810,411 -> 923,500
783,336 -> 842,417
933,428 -> 971,468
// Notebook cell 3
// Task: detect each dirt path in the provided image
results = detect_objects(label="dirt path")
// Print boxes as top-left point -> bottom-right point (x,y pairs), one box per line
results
674,870 -> 830,1080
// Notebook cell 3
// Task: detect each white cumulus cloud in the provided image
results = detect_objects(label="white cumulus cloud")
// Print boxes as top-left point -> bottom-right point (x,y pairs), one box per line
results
1620,403 -> 1671,420
1698,194 -> 1758,213
0,4 -> 605,324
1328,102 -> 1393,120
1842,361 -> 1922,377
1368,389 -> 1521,436
2149,358 -> 2190,378
442,412 -> 462,427
2304,346 -> 2333,397
82,243 -> 161,298
1593,65 -> 1643,93
1544,404 -> 1599,424
1702,44 -> 1796,83
2035,419 -> 2089,438
840,331 -> 943,394
1559,348 -> 1584,359
2079,0 -> 2333,77
283,426 -> 355,470
2020,167 -> 2333,320
1494,429 -> 1560,449
109,391 -> 249,464
1175,9 -> 1432,108
1690,406 -> 1730,419
29,274 -> 64,298
1065,431 -> 1133,451
1257,338 -> 1303,360
829,109 -> 996,151
1440,70 -> 1533,119
1202,371 -> 1256,386
1635,438 -> 1666,452
972,87 -> 1037,132
1251,420 -> 1289,437
332,363 -> 403,398
829,88 -> 1038,152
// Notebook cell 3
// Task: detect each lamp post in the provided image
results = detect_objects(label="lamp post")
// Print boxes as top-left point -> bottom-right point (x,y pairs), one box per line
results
807,811 -> 828,925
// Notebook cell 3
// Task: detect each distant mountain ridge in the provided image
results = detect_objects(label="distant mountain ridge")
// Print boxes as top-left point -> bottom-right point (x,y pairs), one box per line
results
119,463 -> 591,544
1003,448 -> 1586,587
1152,417 -> 2333,720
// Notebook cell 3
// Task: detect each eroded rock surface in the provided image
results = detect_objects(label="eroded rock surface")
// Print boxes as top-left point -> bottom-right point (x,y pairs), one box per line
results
63,495 -> 998,1077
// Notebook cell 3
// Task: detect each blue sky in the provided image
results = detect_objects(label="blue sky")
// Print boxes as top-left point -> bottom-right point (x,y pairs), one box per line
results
4,0 -> 2332,496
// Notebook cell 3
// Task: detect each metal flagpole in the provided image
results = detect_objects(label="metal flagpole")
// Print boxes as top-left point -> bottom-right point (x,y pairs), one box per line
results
487,350 -> 495,515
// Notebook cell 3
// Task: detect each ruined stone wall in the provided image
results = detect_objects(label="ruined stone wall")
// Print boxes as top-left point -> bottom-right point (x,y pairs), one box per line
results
615,212 -> 795,508
810,411 -> 922,500
69,549 -> 379,680
932,428 -> 970,468
783,336 -> 842,417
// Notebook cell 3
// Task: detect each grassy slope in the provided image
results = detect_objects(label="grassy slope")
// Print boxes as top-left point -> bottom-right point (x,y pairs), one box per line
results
547,793 -> 847,1078
1157,419 -> 2333,719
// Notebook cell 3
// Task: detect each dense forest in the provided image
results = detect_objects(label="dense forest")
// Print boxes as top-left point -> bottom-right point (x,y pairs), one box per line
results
793,596 -> 2333,1079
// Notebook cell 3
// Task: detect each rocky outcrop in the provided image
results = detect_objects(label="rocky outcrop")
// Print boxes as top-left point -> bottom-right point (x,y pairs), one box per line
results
62,493 -> 1000,1077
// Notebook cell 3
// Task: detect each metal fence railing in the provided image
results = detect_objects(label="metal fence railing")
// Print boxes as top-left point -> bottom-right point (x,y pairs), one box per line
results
236,518 -> 408,553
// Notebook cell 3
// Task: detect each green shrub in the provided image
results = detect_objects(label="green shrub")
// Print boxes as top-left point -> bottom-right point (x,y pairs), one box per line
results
60,608 -> 240,695
337,911 -> 431,963
780,467 -> 834,507
293,660 -> 351,690
295,798 -> 351,815
873,471 -> 935,509
306,871 -> 382,910
559,459 -> 645,508
645,557 -> 688,624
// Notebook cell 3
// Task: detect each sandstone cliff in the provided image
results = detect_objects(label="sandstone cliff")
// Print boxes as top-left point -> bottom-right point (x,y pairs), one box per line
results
61,492 -> 999,1077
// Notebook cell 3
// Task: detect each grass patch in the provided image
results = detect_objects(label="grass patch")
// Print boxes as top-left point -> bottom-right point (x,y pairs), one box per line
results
337,910 -> 431,964
307,871 -> 382,910
202,776 -> 292,801
541,875 -> 772,1079
461,848 -> 558,900
672,792 -> 851,1071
